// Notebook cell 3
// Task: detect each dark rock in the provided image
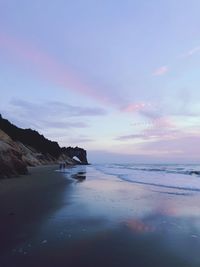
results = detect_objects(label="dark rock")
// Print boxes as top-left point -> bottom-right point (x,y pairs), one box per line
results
0,115 -> 88,164
0,116 -> 61,158
62,146 -> 88,165
0,147 -> 28,178
0,114 -> 88,178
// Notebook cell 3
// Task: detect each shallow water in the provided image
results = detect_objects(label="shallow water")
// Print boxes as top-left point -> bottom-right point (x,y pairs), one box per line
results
1,164 -> 200,267
96,163 -> 200,191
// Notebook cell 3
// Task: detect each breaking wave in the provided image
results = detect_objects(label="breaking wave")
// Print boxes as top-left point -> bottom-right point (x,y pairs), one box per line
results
94,163 -> 200,192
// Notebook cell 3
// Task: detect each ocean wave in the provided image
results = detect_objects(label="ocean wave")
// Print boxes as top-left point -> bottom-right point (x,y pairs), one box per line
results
95,164 -> 200,192
103,164 -> 200,176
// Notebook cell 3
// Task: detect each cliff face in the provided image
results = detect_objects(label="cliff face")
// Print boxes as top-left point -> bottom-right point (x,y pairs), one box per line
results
0,115 -> 88,178
0,115 -> 64,158
0,130 -> 28,178
62,147 -> 88,165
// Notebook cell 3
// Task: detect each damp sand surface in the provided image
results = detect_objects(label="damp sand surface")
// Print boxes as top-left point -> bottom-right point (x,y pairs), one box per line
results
1,164 -> 200,267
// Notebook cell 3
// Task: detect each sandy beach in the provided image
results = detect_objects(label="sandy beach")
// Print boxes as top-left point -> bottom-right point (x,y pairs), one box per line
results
1,164 -> 200,267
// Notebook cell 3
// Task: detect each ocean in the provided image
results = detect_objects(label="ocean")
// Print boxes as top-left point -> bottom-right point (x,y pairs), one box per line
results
94,163 -> 200,192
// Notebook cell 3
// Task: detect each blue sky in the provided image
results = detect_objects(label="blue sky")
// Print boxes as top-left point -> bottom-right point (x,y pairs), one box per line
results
1,0 -> 200,163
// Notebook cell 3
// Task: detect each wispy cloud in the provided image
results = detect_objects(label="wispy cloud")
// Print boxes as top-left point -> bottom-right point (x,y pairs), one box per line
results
115,134 -> 147,141
2,99 -> 108,130
0,32 -> 172,115
0,32 -> 114,105
152,65 -> 169,76
66,136 -> 94,144
140,134 -> 200,159
152,45 -> 200,77
121,101 -> 162,120
116,110 -> 177,143
11,99 -> 107,117
121,101 -> 169,132
2,113 -> 89,130
116,127 -> 178,142
39,121 -> 88,129
183,46 -> 200,58
121,102 -> 152,113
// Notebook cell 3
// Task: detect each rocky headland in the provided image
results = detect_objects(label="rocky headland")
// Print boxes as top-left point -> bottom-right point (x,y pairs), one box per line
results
0,114 -> 88,178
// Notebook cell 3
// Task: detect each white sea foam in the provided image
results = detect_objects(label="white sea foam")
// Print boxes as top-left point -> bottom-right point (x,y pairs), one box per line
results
94,164 -> 200,192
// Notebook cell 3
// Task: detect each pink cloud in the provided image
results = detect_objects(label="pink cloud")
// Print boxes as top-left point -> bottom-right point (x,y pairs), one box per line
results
141,134 -> 200,159
121,101 -> 176,137
141,116 -> 177,140
121,102 -> 152,113
1,32 -> 167,116
116,113 -> 178,142
152,65 -> 169,76
116,122 -> 178,142
151,116 -> 174,128
0,32 -> 110,105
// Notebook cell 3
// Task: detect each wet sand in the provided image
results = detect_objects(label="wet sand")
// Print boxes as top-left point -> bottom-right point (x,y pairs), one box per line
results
1,165 -> 200,267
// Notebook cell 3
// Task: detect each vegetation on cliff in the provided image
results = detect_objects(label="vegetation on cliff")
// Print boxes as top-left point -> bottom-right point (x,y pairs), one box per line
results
0,114 -> 88,178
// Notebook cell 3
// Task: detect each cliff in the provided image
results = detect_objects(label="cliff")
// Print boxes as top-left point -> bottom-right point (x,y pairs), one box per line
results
0,129 -> 28,178
0,114 -> 88,178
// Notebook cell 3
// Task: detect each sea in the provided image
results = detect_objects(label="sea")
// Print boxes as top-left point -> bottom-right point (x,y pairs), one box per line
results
92,163 -> 200,192
62,162 -> 200,194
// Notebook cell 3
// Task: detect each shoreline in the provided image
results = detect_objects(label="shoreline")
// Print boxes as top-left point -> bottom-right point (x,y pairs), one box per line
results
1,165 -> 200,267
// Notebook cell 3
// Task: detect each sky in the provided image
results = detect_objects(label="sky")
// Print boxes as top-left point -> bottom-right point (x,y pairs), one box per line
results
1,0 -> 200,163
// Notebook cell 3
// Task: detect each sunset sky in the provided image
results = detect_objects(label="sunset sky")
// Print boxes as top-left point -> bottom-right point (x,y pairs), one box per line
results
1,0 -> 200,163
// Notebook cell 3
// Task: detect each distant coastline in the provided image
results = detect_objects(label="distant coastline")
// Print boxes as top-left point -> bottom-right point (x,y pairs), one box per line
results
0,114 -> 88,178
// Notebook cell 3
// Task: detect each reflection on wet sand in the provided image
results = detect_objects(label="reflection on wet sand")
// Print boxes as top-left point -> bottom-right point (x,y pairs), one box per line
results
72,171 -> 86,181
124,219 -> 155,233
71,166 -> 86,182
61,165 -> 87,181
1,165 -> 200,267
